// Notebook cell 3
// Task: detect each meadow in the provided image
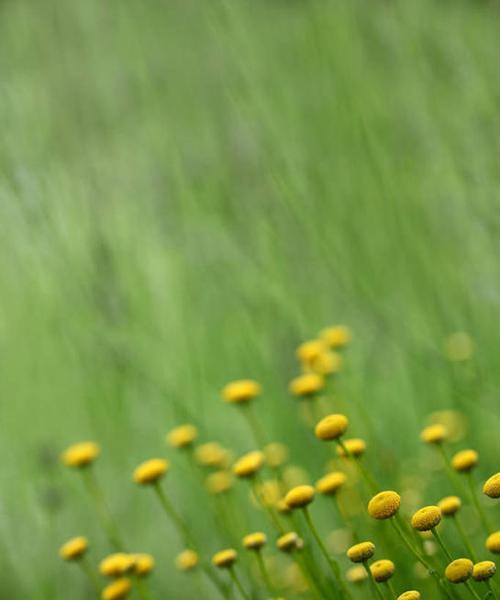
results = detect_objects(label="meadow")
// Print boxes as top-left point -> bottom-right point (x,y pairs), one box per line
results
0,0 -> 499,598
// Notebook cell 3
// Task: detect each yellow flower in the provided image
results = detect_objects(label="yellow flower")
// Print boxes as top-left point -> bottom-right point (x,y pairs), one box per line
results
256,480 -> 281,507
367,491 -> 401,520
212,549 -> 237,568
195,442 -> 231,468
132,554 -> 155,577
276,498 -> 292,514
175,549 -> 199,571
370,559 -> 395,582
310,351 -> 343,376
472,561 -> 496,581
133,458 -> 170,485
101,578 -> 131,600
243,532 -> 267,550
336,438 -> 366,457
411,506 -> 442,531
445,332 -> 474,362
316,471 -> 347,495
61,442 -> 100,468
296,339 -> 328,365
205,471 -> 233,495
284,485 -> 315,509
315,414 -> 349,441
486,532 -> 500,554
222,380 -> 261,404
397,592 -> 421,600
451,449 -> 478,473
166,425 -> 198,449
346,565 -> 368,583
420,424 -> 447,445
59,536 -> 88,561
320,325 -> 352,348
277,532 -> 301,553
232,451 -> 265,479
289,373 -> 324,398
263,443 -> 288,468
347,541 -> 376,563
483,473 -> 500,498
445,558 -> 473,583
438,496 -> 461,516
100,554 -> 135,577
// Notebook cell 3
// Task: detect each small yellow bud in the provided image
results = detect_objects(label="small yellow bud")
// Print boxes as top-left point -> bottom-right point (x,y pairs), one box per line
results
276,498 -> 292,514
368,491 -> 401,520
100,554 -> 135,577
451,449 -> 478,473
483,473 -> 500,499
296,339 -> 328,365
243,532 -> 267,550
166,424 -> 197,449
486,532 -> 500,554
346,565 -> 368,583
232,451 -> 265,478
420,424 -> 447,445
205,471 -> 233,495
316,472 -> 347,495
472,561 -> 496,581
59,536 -> 88,561
212,549 -> 237,568
61,442 -> 100,468
289,373 -> 324,398
397,592 -> 421,600
411,506 -> 442,531
336,438 -> 366,457
133,459 -> 170,484
320,325 -> 352,348
315,414 -> 349,441
310,351 -> 343,376
445,558 -> 473,583
370,559 -> 395,582
175,549 -> 198,571
263,443 -> 288,468
284,485 -> 315,509
347,541 -> 375,563
195,442 -> 231,468
132,554 -> 155,577
277,532 -> 301,553
102,579 -> 131,600
222,379 -> 261,404
438,496 -> 461,516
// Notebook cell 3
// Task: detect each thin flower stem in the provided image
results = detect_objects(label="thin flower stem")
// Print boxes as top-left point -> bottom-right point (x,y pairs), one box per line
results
255,550 -> 277,597
361,561 -> 385,600
336,439 -> 378,494
293,552 -> 328,600
437,445 -> 467,498
240,403 -> 267,449
228,567 -> 251,600
465,580 -> 483,600
135,578 -> 153,600
78,557 -> 101,595
432,528 -> 453,562
250,478 -> 285,534
385,579 -> 397,598
451,515 -> 477,561
486,580 -> 498,600
466,472 -> 492,535
153,482 -> 195,548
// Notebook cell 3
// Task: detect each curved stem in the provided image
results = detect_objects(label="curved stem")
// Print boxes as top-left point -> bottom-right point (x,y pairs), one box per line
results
336,439 -> 378,494
240,403 -> 267,449
255,550 -> 277,597
432,528 -> 453,562
452,515 -> 477,561
250,478 -> 285,534
153,482 -> 195,548
361,561 -> 385,600
229,567 -> 251,600
464,580 -> 482,600
467,472 -> 492,535
135,578 -> 153,600
78,558 -> 101,595
486,580 -> 498,600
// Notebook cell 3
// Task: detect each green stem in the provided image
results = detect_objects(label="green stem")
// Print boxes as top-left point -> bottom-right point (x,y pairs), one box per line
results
361,561 -> 385,600
250,478 -> 285,534
135,577 -> 153,600
293,551 -> 328,600
78,558 -> 101,595
153,482 -> 195,548
255,550 -> 277,597
467,472 -> 492,535
486,580 -> 498,600
240,403 -> 267,449
432,528 -> 453,562
452,515 -> 477,561
228,567 -> 251,600
336,439 -> 378,494
385,579 -> 397,598
465,580 -> 483,600
438,445 -> 468,498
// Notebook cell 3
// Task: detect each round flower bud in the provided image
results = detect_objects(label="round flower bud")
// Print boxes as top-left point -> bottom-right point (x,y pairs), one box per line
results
483,473 -> 500,499
232,451 -> 265,478
212,549 -> 237,568
100,554 -> 135,577
289,373 -> 324,398
166,425 -> 197,449
472,561 -> 496,581
133,459 -> 170,485
347,541 -> 376,563
320,325 -> 352,348
397,592 -> 421,600
316,472 -> 347,496
336,438 -> 366,458
370,559 -> 395,582
195,442 -> 231,468
102,578 -> 131,600
243,532 -> 267,550
59,536 -> 88,561
420,424 -> 447,445
132,554 -> 155,577
175,549 -> 199,571
445,558 -> 473,583
346,565 -> 368,583
486,532 -> 500,554
277,532 -> 300,553
284,485 -> 315,509
311,351 -> 343,376
205,471 -> 233,495
61,442 -> 100,468
264,443 -> 288,468
452,449 -> 478,473
276,498 -> 292,514
411,506 -> 442,531
368,491 -> 401,520
222,380 -> 261,404
438,496 -> 461,516
296,340 -> 328,365
315,414 -> 349,441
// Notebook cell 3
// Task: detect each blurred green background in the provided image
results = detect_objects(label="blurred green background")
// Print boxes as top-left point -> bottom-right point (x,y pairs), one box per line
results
1,0 -> 499,598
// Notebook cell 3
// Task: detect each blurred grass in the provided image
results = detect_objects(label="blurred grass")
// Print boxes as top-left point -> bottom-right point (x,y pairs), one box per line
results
0,0 -> 499,597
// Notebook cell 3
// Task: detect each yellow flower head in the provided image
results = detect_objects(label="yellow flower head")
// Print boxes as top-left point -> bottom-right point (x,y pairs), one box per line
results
368,491 -> 401,520
100,553 -> 135,577
205,471 -> 233,495
61,442 -> 100,468
336,438 -> 366,458
263,443 -> 288,468
222,380 -> 261,404
59,536 -> 88,561
195,442 -> 231,468
212,549 -> 237,568
397,592 -> 421,600
310,351 -> 343,376
472,561 -> 496,581
277,532 -> 301,553
133,458 -> 170,485
346,565 -> 368,583
289,373 -> 324,398
347,541 -> 375,563
445,558 -> 473,583
370,559 -> 395,582
486,532 -> 500,554
243,532 -> 267,550
132,554 -> 155,577
483,473 -> 500,499
438,496 -> 461,516
315,414 -> 348,441
284,485 -> 315,509
276,498 -> 292,514
101,578 -> 131,600
316,471 -> 347,496
411,506 -> 442,531
420,424 -> 447,445
175,549 -> 199,571
166,425 -> 198,449
296,339 -> 328,365
320,325 -> 352,348
451,449 -> 478,473
232,451 -> 265,479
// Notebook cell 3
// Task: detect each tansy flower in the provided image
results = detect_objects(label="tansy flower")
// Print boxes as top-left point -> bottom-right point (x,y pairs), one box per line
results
132,554 -> 155,577
320,325 -> 352,348
483,473 -> 500,498
346,565 -> 368,583
100,554 -> 135,577
166,425 -> 197,449
263,443 -> 288,468
336,438 -> 366,457
243,532 -> 267,550
195,442 -> 231,469
61,442 -> 100,468
289,373 -> 324,398
472,561 -> 496,581
420,424 -> 447,445
133,459 -> 170,485
296,339 -> 328,365
222,380 -> 261,404
316,472 -> 347,495
445,558 -> 473,583
451,449 -> 478,473
175,550 -> 199,571
212,549 -> 237,568
101,578 -> 131,600
438,496 -> 461,516
397,592 -> 421,600
277,532 -> 301,553
276,498 -> 292,515
315,414 -> 348,441
368,491 -> 401,520
411,506 -> 442,531
370,559 -> 395,582
347,541 -> 375,563
486,532 -> 500,554
232,451 -> 265,479
59,536 -> 88,561
205,471 -> 233,495
284,485 -> 315,509
310,351 -> 343,376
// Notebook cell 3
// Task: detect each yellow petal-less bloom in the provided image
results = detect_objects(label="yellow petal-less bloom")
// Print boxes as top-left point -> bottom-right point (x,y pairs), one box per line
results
368,491 -> 401,520
316,471 -> 347,495
133,458 -> 170,484
222,380 -> 261,404
243,532 -> 267,550
315,414 -> 349,441
411,506 -> 442,531
483,473 -> 500,498
232,451 -> 265,478
438,496 -> 461,516
263,443 -> 288,468
101,578 -> 131,600
451,449 -> 479,473
347,541 -> 375,563
289,373 -> 324,398
195,442 -> 231,468
212,549 -> 237,568
59,536 -> 88,561
61,442 -> 100,468
320,325 -> 352,348
175,549 -> 199,571
370,559 -> 395,582
445,558 -> 473,583
166,425 -> 198,449
486,532 -> 500,554
277,532 -> 300,553
296,339 -> 328,365
310,351 -> 343,376
346,565 -> 368,583
472,561 -> 496,581
205,471 -> 233,495
336,438 -> 366,457
100,554 -> 135,577
132,554 -> 155,577
420,424 -> 447,445
284,485 -> 315,509
397,592 -> 421,600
